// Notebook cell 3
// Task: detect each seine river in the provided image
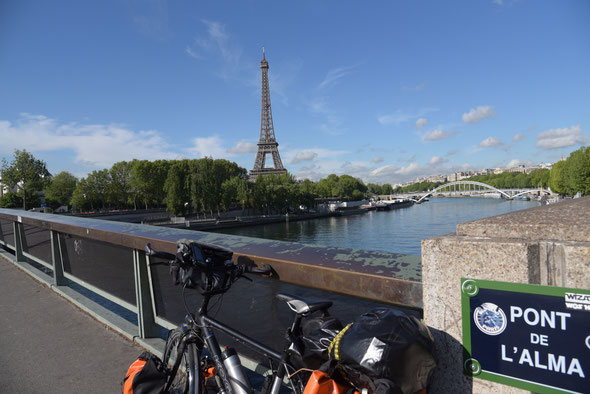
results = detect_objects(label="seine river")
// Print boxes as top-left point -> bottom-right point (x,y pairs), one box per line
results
210,197 -> 539,256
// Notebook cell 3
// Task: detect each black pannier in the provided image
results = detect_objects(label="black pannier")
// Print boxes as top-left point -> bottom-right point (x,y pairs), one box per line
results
328,308 -> 436,394
292,314 -> 344,370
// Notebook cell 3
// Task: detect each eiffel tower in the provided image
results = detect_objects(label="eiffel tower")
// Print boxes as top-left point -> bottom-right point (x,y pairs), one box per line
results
249,48 -> 287,181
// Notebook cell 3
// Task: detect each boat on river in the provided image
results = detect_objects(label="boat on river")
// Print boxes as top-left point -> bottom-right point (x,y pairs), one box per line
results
375,198 -> 414,211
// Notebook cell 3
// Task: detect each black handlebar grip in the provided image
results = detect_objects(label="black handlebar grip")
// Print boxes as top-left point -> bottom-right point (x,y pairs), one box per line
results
245,264 -> 272,275
145,243 -> 176,261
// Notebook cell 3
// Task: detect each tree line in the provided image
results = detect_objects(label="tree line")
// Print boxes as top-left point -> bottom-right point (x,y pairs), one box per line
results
2,146 -> 589,213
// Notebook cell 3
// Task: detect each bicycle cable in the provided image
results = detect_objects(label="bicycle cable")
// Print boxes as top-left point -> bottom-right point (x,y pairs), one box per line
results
182,283 -> 198,326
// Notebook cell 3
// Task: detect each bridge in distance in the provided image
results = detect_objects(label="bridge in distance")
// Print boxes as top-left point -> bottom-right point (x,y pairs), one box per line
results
383,180 -> 553,203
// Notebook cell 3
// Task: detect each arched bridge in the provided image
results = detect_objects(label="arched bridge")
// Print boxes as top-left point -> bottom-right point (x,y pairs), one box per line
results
411,181 -> 551,203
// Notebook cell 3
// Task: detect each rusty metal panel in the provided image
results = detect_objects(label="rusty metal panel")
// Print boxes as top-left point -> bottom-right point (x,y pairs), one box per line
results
0,209 -> 422,309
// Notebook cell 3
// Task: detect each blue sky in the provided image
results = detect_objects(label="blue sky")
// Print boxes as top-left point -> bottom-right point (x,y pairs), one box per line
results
1,0 -> 589,184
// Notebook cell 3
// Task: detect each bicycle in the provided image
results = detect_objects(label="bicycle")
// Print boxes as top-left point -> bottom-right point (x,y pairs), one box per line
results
145,240 -> 336,394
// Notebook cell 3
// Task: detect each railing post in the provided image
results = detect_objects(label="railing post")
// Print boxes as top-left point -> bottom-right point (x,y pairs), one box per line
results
13,220 -> 24,263
50,230 -> 66,286
133,249 -> 160,338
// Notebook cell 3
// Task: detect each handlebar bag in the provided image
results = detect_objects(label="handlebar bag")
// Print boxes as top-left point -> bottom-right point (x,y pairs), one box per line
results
122,351 -> 167,394
328,308 -> 436,394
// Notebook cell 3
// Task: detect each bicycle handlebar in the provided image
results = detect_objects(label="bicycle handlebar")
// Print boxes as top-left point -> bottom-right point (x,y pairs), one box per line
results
145,242 -> 272,276
244,264 -> 272,275
145,242 -> 176,261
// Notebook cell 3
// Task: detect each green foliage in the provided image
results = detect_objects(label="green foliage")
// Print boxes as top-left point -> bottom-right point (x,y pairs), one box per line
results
1,149 -> 50,210
549,161 -> 567,194
164,160 -> 192,216
0,192 -> 22,208
467,172 -> 544,189
529,169 -> 550,189
129,160 -> 170,209
563,146 -> 590,195
367,183 -> 394,195
221,176 -> 249,213
44,171 -> 78,207
393,182 -> 443,193
108,161 -> 132,208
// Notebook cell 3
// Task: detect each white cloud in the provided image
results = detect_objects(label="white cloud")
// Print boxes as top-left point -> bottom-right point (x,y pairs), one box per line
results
131,0 -> 170,41
186,20 -> 243,80
479,137 -> 504,148
396,162 -> 422,176
187,136 -> 226,158
378,107 -> 438,126
536,125 -> 588,150
318,65 -> 357,89
292,150 -> 318,164
513,133 -> 525,143
423,129 -> 452,141
0,113 -> 177,168
506,159 -> 521,168
428,156 -> 447,166
308,97 -> 344,135
462,105 -> 495,124
372,156 -> 384,163
284,148 -> 348,164
402,82 -> 426,92
341,161 -> 371,174
369,165 -> 399,178
227,141 -> 256,154
378,112 -> 412,126
416,118 -> 428,128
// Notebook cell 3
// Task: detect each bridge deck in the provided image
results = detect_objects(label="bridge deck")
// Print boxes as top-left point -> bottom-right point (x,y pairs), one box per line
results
0,253 -> 142,394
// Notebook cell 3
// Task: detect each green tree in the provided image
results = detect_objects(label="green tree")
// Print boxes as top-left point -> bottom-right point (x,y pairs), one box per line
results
564,146 -> 590,195
164,160 -> 192,216
1,149 -> 50,210
108,161 -> 132,208
0,192 -> 22,208
549,160 -> 567,195
71,178 -> 93,211
44,171 -> 78,207
129,160 -> 170,209
529,169 -> 550,188
221,176 -> 249,213
317,174 -> 339,198
382,184 -> 393,194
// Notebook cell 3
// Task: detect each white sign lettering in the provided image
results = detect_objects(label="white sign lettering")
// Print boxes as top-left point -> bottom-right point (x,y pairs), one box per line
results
510,306 -> 571,330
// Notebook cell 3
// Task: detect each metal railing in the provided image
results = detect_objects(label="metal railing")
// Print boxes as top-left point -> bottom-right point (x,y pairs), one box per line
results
0,208 -> 422,368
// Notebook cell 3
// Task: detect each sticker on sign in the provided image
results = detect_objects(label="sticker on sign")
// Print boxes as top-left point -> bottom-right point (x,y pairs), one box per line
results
565,292 -> 590,311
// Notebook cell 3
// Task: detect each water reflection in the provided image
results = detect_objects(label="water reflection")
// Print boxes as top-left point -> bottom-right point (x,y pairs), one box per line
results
211,198 -> 538,255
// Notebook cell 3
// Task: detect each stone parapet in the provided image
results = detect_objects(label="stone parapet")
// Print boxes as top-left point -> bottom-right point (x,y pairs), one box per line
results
421,196 -> 590,393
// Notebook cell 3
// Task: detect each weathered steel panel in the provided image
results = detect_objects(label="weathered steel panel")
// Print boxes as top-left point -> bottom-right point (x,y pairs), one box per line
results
0,218 -> 15,247
22,224 -> 52,263
0,209 -> 422,308
60,234 -> 136,307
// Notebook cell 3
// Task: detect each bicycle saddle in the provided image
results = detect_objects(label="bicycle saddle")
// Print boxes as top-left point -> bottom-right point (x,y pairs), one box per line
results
276,293 -> 332,315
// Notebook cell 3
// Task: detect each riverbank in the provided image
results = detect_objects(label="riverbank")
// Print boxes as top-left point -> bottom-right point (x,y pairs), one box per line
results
153,211 -> 336,231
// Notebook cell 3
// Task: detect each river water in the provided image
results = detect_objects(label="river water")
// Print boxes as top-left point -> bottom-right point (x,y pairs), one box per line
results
210,197 -> 539,256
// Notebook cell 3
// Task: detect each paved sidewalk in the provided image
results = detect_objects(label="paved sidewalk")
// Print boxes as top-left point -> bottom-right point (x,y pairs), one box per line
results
0,258 -> 143,394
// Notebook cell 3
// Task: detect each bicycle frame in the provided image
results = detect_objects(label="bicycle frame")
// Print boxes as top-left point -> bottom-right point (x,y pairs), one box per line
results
168,292 -> 303,394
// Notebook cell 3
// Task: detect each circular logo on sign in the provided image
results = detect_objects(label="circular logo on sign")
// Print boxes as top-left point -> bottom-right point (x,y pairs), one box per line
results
473,302 -> 507,336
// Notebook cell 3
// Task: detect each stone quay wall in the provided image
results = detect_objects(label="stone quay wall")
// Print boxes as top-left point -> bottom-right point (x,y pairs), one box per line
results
421,196 -> 590,393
